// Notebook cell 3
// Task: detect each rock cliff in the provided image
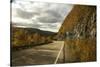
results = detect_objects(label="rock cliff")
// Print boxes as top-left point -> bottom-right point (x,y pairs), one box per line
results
58,5 -> 96,62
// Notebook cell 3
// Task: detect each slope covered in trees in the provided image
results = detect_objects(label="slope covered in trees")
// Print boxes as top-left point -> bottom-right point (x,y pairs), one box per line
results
11,26 -> 56,50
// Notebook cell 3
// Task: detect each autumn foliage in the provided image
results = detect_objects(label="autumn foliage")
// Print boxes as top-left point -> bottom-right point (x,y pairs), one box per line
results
11,27 -> 55,50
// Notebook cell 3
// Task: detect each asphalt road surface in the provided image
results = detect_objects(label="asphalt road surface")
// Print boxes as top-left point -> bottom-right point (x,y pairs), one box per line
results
11,41 -> 64,66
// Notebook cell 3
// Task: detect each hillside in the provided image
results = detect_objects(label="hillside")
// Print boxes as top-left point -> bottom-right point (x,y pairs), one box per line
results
57,5 -> 96,39
57,5 -> 96,62
11,26 -> 56,50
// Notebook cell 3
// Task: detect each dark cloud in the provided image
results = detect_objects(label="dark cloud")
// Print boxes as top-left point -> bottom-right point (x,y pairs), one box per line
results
16,9 -> 40,19
37,16 -> 61,23
10,0 -> 14,3
36,4 -> 72,23
46,10 -> 62,18
13,22 -> 41,28
12,0 -> 73,32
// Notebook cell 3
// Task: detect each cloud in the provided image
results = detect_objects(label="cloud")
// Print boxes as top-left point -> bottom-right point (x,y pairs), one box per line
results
46,10 -> 62,18
37,15 -> 61,23
12,0 -> 73,32
13,22 -> 42,28
16,8 -> 40,19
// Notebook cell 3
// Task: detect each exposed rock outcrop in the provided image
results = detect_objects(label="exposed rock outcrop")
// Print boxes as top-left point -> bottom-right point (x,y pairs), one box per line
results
58,5 -> 96,39
58,5 -> 96,62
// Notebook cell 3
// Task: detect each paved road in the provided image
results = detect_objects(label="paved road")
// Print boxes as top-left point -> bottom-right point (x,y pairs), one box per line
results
12,41 -> 64,66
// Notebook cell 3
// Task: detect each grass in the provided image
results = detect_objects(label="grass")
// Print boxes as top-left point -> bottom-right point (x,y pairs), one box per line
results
64,38 -> 96,62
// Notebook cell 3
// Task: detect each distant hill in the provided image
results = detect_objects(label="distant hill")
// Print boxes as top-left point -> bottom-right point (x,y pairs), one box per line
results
11,26 -> 57,49
12,27 -> 56,36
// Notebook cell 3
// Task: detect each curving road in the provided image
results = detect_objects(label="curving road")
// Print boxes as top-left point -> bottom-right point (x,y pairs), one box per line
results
11,41 -> 64,66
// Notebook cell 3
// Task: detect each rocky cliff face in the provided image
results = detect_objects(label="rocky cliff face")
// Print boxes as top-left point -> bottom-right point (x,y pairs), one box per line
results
58,5 -> 96,39
58,5 -> 96,62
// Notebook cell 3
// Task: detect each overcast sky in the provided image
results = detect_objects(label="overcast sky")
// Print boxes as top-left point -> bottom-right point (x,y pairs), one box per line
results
12,0 -> 73,32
